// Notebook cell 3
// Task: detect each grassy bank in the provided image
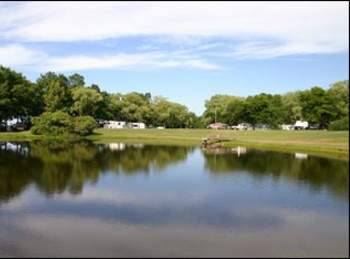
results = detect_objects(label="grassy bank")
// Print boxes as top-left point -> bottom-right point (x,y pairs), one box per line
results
0,129 -> 348,160
89,129 -> 348,160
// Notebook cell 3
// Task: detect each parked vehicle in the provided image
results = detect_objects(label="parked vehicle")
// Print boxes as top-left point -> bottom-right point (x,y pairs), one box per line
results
208,122 -> 228,130
294,120 -> 309,130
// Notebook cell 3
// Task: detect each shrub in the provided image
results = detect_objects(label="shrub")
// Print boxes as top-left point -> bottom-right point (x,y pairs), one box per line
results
31,111 -> 74,135
31,112 -> 98,136
329,117 -> 349,131
73,116 -> 98,136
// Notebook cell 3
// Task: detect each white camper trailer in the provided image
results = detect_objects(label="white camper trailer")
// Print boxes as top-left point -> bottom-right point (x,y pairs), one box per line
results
294,120 -> 308,130
104,121 -> 126,129
128,122 -> 146,129
281,124 -> 294,131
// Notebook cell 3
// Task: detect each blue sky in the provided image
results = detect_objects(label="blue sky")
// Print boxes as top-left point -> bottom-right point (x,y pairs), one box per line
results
0,2 -> 348,115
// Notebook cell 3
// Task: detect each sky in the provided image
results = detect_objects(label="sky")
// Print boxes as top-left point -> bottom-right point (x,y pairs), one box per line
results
0,1 -> 348,115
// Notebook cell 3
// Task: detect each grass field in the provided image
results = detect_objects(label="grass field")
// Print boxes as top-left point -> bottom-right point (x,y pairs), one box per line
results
0,129 -> 348,160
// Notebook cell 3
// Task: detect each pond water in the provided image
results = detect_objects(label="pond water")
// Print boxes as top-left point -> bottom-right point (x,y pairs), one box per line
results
0,141 -> 348,257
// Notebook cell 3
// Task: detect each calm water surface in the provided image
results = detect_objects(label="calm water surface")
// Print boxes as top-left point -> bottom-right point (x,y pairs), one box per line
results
0,141 -> 348,257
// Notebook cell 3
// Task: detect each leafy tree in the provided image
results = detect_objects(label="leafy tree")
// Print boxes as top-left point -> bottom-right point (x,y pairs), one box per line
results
31,111 -> 74,135
1,66 -> 347,131
43,79 -> 73,113
36,72 -> 69,113
106,93 -> 123,120
145,92 -> 152,100
119,92 -> 152,122
71,87 -> 103,116
241,94 -> 285,128
299,87 -> 337,129
328,80 -> 349,120
225,98 -> 246,125
329,116 -> 349,131
31,111 -> 97,136
281,91 -> 302,123
94,91 -> 113,120
37,72 -> 69,91
90,84 -> 101,93
202,95 -> 242,125
182,112 -> 203,128
73,116 -> 98,136
68,73 -> 85,88
152,97 -> 176,127
0,66 -> 39,124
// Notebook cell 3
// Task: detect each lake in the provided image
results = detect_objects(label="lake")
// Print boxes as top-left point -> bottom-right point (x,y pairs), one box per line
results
0,141 -> 348,257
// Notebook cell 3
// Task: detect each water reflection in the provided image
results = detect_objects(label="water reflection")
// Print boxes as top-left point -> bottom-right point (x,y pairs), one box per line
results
0,141 -> 348,203
203,148 -> 349,200
0,141 -> 192,201
295,152 -> 308,159
0,141 -> 348,257
202,146 -> 247,156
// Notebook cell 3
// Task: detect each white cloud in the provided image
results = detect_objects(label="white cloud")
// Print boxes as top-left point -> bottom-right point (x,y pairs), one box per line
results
0,44 -> 47,67
0,44 -> 219,71
43,52 -> 219,71
0,1 -> 348,60
231,39 -> 348,59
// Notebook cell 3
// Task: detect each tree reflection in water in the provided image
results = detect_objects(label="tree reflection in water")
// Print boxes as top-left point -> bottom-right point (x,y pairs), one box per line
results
203,148 -> 349,200
0,141 -> 348,203
0,141 -> 192,202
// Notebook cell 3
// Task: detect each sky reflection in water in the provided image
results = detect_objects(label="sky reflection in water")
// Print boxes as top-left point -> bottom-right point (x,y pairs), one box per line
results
0,141 -> 348,257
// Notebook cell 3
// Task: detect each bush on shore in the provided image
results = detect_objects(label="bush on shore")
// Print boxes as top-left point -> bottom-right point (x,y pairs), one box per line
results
73,116 -> 98,136
329,116 -> 349,131
31,111 -> 98,136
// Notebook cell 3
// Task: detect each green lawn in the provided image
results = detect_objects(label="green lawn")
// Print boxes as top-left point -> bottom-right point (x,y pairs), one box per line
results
0,129 -> 348,160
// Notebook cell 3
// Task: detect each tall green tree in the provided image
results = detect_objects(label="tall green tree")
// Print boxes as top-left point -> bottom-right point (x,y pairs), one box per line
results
281,91 -> 302,123
68,73 -> 85,88
0,66 -> 40,124
36,72 -> 70,114
328,80 -> 349,120
71,87 -> 103,116
202,95 -> 242,125
43,78 -> 73,113
153,96 -> 191,128
239,94 -> 285,128
299,87 -> 337,129
120,92 -> 152,122
90,84 -> 101,93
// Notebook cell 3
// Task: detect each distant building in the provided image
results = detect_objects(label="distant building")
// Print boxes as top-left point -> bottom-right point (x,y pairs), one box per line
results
96,119 -> 108,127
104,121 -> 126,129
103,121 -> 146,129
208,122 -> 228,130
281,124 -> 294,131
231,123 -> 253,131
294,120 -> 308,130
2,117 -> 30,132
128,122 -> 145,129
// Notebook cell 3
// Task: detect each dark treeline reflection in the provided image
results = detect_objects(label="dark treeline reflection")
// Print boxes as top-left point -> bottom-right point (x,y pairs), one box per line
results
0,141 -> 348,203
204,149 -> 349,200
0,141 -> 192,202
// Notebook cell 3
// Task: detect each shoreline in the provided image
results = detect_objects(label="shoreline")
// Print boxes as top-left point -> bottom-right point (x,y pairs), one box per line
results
0,129 -> 348,161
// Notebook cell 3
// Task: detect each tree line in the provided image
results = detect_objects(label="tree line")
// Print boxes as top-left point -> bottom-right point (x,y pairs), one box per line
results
202,81 -> 348,130
0,65 -> 348,134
